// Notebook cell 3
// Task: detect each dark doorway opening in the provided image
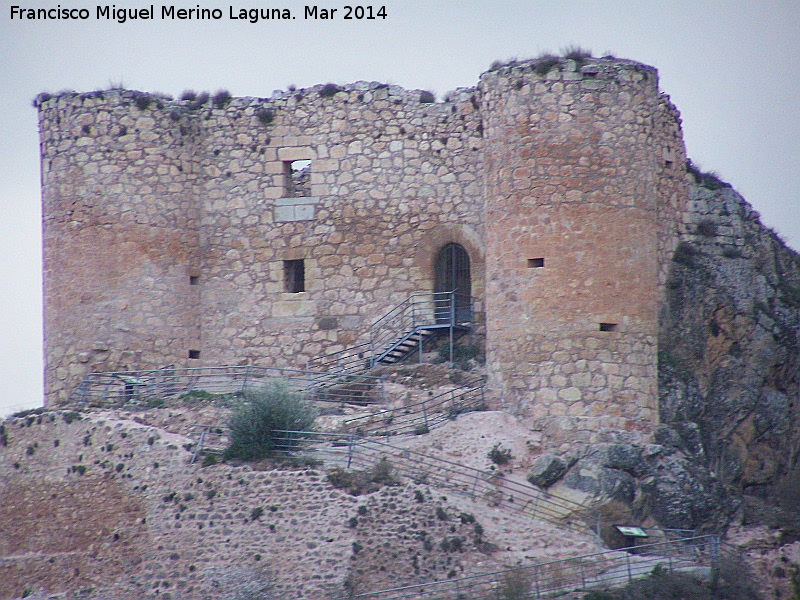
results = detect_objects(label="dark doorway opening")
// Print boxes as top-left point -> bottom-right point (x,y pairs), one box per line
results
434,243 -> 471,323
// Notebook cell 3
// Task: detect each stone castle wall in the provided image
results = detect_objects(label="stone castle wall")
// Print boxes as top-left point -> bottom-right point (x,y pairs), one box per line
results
39,57 -> 689,437
40,85 -> 486,404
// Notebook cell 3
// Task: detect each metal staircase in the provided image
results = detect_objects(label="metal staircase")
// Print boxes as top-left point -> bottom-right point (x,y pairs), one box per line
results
307,290 -> 473,374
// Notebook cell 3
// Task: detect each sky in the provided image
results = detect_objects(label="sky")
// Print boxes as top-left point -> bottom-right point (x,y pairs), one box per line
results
1,0 -> 798,417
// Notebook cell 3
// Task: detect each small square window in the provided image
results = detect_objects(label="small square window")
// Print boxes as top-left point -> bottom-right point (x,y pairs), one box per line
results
527,258 -> 545,268
188,350 -> 201,359
284,259 -> 305,293
189,275 -> 200,285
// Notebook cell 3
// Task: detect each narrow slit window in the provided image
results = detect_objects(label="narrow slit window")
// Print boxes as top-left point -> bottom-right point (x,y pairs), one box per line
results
599,323 -> 618,332
283,159 -> 311,198
527,258 -> 545,268
284,259 -> 305,293
188,349 -> 201,359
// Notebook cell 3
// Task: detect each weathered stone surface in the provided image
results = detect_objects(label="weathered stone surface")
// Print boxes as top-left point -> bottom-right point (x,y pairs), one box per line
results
660,184 -> 800,505
526,453 -> 567,488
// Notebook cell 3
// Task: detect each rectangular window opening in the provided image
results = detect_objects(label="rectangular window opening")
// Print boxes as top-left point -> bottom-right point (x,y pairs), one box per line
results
188,349 -> 201,359
189,275 -> 200,285
284,259 -> 305,293
599,323 -> 618,332
527,257 -> 545,268
283,159 -> 311,198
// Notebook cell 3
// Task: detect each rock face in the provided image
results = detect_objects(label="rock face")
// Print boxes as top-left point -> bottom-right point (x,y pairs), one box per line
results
660,183 -> 800,507
546,441 -> 736,539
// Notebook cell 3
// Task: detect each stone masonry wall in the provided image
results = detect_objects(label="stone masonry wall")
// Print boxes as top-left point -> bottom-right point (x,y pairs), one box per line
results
194,84 -> 485,369
0,407 -> 597,599
40,92 -> 202,404
480,58 -> 682,444
39,85 -> 485,405
39,58 -> 689,436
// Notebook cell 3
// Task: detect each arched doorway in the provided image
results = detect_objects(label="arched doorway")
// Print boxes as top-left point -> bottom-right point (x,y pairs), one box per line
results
434,243 -> 471,323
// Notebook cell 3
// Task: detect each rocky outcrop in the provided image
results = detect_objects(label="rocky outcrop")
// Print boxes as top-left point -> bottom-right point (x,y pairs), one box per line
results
542,441 -> 736,540
660,183 -> 800,506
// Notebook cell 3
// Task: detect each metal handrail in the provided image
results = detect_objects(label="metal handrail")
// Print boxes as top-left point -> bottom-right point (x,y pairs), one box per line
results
343,380 -> 486,437
306,342 -> 372,375
369,291 -> 472,367
345,535 -> 726,599
66,365 -> 385,409
266,431 -> 596,534
306,291 -> 474,375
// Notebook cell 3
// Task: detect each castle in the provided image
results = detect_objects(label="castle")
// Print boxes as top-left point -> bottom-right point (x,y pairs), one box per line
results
38,56 -> 689,441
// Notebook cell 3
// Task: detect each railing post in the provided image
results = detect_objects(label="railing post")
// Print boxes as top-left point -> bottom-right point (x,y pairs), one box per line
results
242,365 -> 251,393
626,552 -> 632,582
347,434 -> 355,469
422,403 -> 429,432
534,565 -> 540,598
191,429 -> 207,464
710,535 -> 720,571
449,291 -> 455,368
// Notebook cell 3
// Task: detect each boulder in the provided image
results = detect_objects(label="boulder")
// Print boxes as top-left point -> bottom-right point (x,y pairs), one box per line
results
526,453 -> 567,488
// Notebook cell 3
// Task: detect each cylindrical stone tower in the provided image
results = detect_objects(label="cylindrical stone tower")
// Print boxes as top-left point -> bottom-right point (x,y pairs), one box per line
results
480,57 -> 686,443
39,90 -> 202,405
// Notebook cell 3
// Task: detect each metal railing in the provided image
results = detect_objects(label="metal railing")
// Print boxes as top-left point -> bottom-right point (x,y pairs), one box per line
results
266,432 -> 596,535
307,342 -> 373,375
67,365 -> 385,408
306,291 -> 474,375
345,535 -> 725,599
369,291 -> 473,367
189,424 -> 229,463
343,380 -> 486,437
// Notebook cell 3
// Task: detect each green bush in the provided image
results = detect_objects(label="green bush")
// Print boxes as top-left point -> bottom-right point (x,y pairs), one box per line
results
223,380 -> 317,461
696,220 -> 717,237
562,44 -> 592,69
256,108 -> 274,124
328,457 -> 399,495
133,93 -> 152,111
436,342 -> 480,365
672,242 -> 698,268
502,570 -> 530,599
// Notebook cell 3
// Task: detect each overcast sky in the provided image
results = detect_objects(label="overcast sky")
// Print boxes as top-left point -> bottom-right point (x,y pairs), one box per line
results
1,0 -> 798,416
